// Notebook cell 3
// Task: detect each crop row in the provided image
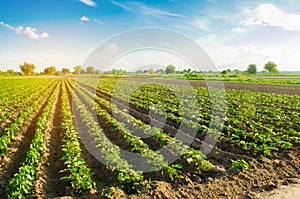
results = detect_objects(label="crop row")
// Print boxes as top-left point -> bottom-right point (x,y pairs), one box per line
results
0,78 -> 52,99
69,81 -> 146,193
0,80 -> 56,124
5,80 -> 60,198
75,82 -> 195,182
0,81 -> 58,157
60,80 -> 96,193
76,82 -> 212,171
77,78 -> 299,156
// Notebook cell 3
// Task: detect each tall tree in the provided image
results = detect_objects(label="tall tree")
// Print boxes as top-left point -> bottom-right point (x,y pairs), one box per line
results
20,62 -> 36,75
149,68 -> 154,74
44,66 -> 56,75
165,64 -> 176,74
264,61 -> 279,74
86,66 -> 95,74
62,68 -> 71,74
247,64 -> 257,74
95,69 -> 101,74
74,65 -> 83,74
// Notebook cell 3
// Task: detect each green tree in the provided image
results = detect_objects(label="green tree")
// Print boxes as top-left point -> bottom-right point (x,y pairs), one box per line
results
264,61 -> 279,74
86,66 -> 95,74
44,66 -> 56,75
233,69 -> 241,74
74,65 -> 83,74
155,69 -> 165,74
62,68 -> 71,74
149,68 -> 154,74
221,69 -> 231,75
247,64 -> 257,74
95,69 -> 101,74
165,64 -> 176,74
20,62 -> 36,75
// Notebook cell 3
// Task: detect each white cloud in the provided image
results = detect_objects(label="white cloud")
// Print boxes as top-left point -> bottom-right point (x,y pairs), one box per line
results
241,4 -> 300,31
231,27 -> 247,32
79,0 -> 97,7
138,4 -> 185,18
240,18 -> 265,26
94,19 -> 103,24
80,16 -> 90,21
80,16 -> 103,24
0,22 -> 50,40
192,18 -> 209,30
207,34 -> 216,41
111,1 -> 133,11
197,35 -> 300,71
104,43 -> 119,54
112,1 -> 185,18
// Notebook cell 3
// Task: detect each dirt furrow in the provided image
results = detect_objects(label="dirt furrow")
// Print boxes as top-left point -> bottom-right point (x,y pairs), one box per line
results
30,82 -> 68,198
65,80 -> 118,196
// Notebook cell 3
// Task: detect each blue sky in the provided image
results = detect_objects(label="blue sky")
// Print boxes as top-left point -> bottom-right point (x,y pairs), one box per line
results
1,0 -> 300,72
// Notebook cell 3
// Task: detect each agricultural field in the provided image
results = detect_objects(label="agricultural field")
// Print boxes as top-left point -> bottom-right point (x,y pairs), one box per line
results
0,77 -> 299,199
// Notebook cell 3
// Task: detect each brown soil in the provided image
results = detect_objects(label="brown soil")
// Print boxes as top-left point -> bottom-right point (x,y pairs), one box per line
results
122,78 -> 300,95
123,146 -> 299,199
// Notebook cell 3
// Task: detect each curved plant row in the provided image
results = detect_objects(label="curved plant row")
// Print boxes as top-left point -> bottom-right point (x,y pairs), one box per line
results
78,78 -> 300,156
60,80 -> 96,193
69,81 -> 146,194
75,83 -> 188,181
76,82 -> 212,171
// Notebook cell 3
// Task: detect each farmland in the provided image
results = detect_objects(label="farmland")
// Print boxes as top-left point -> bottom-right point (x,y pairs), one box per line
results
0,77 -> 299,199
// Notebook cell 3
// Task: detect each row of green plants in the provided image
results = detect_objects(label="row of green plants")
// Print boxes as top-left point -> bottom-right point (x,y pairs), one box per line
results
135,85 -> 298,155
0,83 -> 42,110
0,81 -> 58,157
78,78 -> 299,156
5,81 -> 60,198
76,82 -> 212,171
0,78 -> 52,97
60,80 -> 96,193
69,81 -> 146,193
222,100 -> 299,156
0,80 -> 56,124
224,88 -> 300,111
75,83 -> 189,181
0,78 -> 56,106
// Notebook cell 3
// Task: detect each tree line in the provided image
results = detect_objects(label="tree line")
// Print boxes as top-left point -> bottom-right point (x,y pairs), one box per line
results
0,63 -> 177,76
0,63 -> 102,76
221,61 -> 279,75
0,61 -> 280,76
246,61 -> 279,74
